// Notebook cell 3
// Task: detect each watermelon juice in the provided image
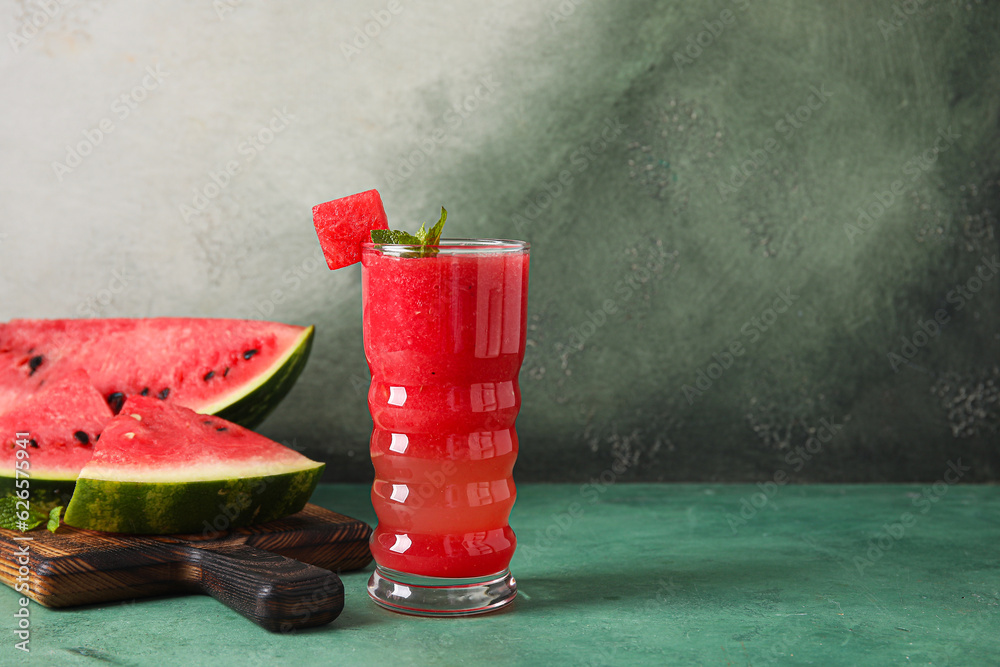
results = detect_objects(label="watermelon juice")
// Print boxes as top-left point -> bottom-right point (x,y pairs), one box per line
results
361,239 -> 529,615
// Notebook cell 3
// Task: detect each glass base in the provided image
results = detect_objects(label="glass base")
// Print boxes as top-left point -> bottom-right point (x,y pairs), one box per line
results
367,566 -> 517,617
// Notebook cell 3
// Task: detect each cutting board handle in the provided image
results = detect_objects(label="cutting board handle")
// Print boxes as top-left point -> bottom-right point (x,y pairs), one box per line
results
178,542 -> 345,632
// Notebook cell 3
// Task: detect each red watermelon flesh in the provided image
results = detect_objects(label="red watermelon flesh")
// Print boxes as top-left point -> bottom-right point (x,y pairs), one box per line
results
0,318 -> 314,429
0,368 -> 113,483
63,396 -> 324,534
312,189 -> 389,270
78,396 -> 320,481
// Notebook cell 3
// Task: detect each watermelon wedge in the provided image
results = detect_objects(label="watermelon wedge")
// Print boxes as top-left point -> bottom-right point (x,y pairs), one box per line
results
0,369 -> 113,507
312,189 -> 389,270
63,396 -> 324,534
0,318 -> 314,429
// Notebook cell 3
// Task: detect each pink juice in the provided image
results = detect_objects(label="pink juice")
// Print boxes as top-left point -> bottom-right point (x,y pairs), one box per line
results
362,241 -> 529,579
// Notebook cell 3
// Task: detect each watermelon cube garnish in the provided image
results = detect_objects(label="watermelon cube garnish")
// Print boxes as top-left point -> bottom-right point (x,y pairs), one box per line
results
312,189 -> 389,270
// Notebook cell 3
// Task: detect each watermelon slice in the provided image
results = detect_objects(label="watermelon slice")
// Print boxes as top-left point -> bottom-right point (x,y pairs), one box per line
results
0,369 -> 113,507
63,396 -> 324,534
312,189 -> 389,270
0,318 -> 314,429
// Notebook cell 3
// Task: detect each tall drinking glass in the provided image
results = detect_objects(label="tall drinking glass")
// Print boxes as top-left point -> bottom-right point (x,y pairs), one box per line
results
361,239 -> 530,616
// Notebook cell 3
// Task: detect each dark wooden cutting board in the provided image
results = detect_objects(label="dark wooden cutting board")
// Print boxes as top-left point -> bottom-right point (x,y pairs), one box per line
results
0,503 -> 372,632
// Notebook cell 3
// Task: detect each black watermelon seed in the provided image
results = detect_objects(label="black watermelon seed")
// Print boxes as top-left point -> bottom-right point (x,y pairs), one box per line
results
73,431 -> 90,445
223,367 -> 230,377
28,355 -> 44,375
107,392 -> 126,414
140,387 -> 150,396
243,349 -> 259,360
202,420 -> 213,425
203,370 -> 215,381
216,426 -> 228,432
157,388 -> 170,400
28,439 -> 38,448
95,433 -> 100,442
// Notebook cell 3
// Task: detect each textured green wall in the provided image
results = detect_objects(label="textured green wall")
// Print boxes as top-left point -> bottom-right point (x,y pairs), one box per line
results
302,0 -> 999,483
4,1 -> 995,484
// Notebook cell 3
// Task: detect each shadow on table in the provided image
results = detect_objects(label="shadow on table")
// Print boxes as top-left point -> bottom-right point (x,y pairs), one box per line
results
46,565 -> 382,635
513,556 -> 824,613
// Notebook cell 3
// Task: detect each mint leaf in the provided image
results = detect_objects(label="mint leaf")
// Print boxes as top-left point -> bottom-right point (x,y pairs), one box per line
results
47,506 -> 63,533
0,496 -> 47,532
371,207 -> 448,257
371,229 -> 423,245
414,223 -> 429,242
421,207 -> 447,246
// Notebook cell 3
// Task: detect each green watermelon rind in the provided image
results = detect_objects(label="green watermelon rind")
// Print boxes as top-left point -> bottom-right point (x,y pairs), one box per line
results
0,476 -> 75,509
207,325 -> 315,430
63,464 -> 324,535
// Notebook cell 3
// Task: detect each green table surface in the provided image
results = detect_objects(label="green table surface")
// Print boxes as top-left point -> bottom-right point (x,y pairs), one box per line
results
2,483 -> 998,665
